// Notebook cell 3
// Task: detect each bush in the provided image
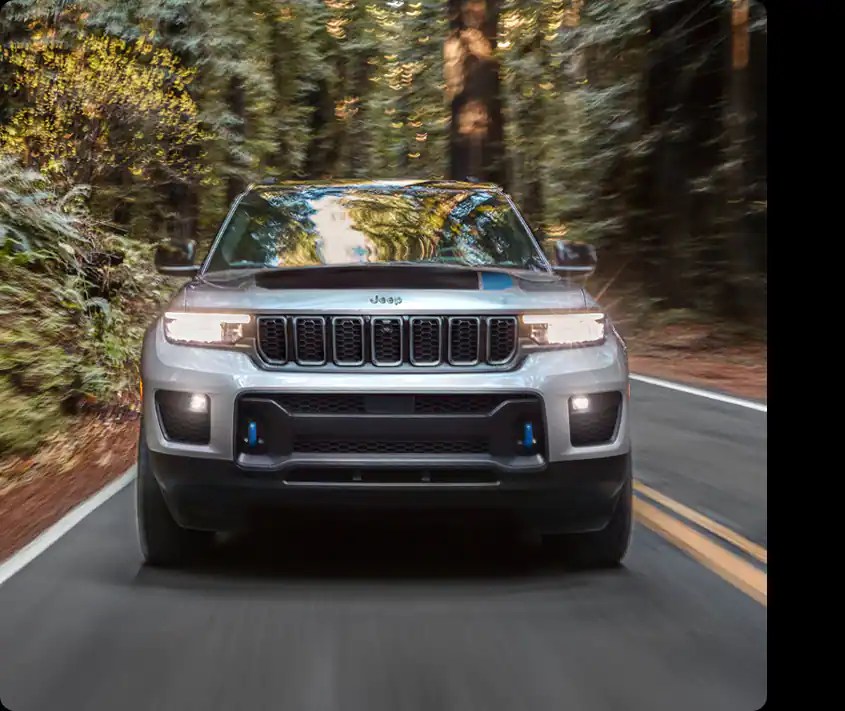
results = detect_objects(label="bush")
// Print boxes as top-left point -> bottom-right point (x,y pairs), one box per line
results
0,157 -> 171,454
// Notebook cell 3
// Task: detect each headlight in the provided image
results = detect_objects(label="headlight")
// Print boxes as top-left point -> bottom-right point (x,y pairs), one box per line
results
521,312 -> 606,347
163,312 -> 251,345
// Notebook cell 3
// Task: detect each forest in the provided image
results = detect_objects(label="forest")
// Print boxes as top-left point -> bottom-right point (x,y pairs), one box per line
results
0,0 -> 766,454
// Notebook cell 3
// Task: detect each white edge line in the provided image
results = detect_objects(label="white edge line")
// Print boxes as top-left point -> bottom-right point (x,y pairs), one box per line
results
631,373 -> 767,412
0,465 -> 137,587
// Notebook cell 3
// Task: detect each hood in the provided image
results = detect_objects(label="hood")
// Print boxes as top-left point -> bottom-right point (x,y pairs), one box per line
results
174,264 -> 588,313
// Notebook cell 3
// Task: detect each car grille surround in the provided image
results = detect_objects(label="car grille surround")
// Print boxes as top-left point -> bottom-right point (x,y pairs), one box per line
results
255,314 -> 519,368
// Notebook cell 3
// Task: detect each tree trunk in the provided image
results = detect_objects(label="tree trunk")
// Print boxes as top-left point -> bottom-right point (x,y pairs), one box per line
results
643,2 -> 694,308
226,75 -> 247,202
444,0 -> 505,185
303,78 -> 334,179
720,0 -> 762,324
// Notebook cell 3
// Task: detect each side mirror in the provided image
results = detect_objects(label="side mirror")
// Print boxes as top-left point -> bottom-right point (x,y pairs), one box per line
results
551,240 -> 597,278
154,239 -> 199,277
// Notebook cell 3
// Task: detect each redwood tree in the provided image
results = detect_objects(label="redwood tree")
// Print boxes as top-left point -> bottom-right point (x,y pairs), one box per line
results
444,0 -> 505,184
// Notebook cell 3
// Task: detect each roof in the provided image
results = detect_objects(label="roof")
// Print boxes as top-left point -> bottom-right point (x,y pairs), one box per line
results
246,178 -> 503,193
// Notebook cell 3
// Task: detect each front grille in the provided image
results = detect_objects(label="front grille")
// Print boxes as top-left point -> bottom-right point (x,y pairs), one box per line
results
155,391 -> 210,444
410,317 -> 442,365
332,316 -> 364,365
448,317 -> 480,365
294,438 -> 487,454
274,393 -> 516,415
257,317 -> 287,363
255,314 -> 519,368
293,317 -> 327,364
569,391 -> 622,446
371,317 -> 403,365
487,317 -> 518,364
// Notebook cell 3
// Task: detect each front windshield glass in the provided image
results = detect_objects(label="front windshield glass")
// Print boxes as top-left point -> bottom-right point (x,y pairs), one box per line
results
204,184 -> 545,272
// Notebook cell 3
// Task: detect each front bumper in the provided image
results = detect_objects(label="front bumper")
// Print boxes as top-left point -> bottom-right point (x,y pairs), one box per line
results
142,322 -> 631,534
141,321 -> 630,464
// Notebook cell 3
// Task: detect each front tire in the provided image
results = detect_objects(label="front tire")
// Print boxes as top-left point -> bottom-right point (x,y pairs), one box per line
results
136,424 -> 212,567
544,458 -> 633,568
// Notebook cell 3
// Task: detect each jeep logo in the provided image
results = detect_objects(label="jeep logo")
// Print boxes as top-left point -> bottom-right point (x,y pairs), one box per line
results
369,295 -> 402,305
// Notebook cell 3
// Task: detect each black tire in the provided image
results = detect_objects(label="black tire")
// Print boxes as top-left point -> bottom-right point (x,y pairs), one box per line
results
136,424 -> 212,567
544,460 -> 633,569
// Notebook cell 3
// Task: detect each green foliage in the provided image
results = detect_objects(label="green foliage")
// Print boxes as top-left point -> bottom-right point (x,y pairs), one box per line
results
501,0 -> 649,239
0,157 -> 170,454
0,15 -> 208,185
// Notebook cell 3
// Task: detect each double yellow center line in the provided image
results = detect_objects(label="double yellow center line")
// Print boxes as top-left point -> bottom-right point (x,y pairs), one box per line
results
633,481 -> 767,607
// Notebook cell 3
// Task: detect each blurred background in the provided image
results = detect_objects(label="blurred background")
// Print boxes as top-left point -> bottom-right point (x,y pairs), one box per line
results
0,0 -> 765,531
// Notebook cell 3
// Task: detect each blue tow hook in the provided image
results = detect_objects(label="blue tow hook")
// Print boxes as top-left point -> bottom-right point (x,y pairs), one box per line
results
522,422 -> 536,451
247,420 -> 258,448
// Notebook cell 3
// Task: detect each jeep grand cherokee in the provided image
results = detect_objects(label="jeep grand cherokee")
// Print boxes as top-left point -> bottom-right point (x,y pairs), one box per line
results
138,180 -> 632,567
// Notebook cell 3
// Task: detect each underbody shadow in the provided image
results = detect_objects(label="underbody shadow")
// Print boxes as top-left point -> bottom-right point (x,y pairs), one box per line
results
131,515 -> 629,592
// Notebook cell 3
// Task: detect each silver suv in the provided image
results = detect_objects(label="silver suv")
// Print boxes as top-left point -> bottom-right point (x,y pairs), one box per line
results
139,180 -> 632,567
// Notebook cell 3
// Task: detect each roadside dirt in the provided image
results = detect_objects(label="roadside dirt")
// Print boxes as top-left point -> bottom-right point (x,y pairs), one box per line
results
0,415 -> 139,562
627,324 -> 767,401
0,326 -> 766,563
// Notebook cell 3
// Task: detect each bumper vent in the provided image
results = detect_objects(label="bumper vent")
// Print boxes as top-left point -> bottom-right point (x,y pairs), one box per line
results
237,392 -> 546,462
255,314 -> 518,368
274,393 -> 515,415
569,392 -> 622,446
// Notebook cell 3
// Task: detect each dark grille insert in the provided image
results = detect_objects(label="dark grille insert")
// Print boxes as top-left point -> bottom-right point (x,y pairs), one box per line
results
410,317 -> 442,365
255,313 -> 520,367
294,317 -> 326,365
236,392 -> 547,461
569,391 -> 622,446
487,317 -> 518,364
257,317 -> 287,363
274,393 -> 519,415
155,391 -> 210,444
413,394 -> 505,414
448,317 -> 480,365
371,317 -> 402,365
332,317 -> 364,365
294,438 -> 487,454
277,394 -> 367,414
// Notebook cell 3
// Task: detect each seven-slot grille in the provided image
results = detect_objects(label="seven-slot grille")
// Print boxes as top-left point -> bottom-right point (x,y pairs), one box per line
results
257,315 -> 518,367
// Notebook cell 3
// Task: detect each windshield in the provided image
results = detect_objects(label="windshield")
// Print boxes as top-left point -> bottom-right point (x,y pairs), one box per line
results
204,185 -> 546,273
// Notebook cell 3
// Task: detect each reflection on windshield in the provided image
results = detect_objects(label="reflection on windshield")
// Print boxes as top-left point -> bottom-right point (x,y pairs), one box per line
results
206,185 -> 543,272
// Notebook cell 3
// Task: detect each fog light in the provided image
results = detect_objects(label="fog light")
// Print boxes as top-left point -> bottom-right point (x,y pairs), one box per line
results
188,393 -> 209,413
571,395 -> 590,412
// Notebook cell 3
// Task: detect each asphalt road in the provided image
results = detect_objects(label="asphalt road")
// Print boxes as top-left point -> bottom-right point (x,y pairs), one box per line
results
0,380 -> 767,711
629,380 -> 767,547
